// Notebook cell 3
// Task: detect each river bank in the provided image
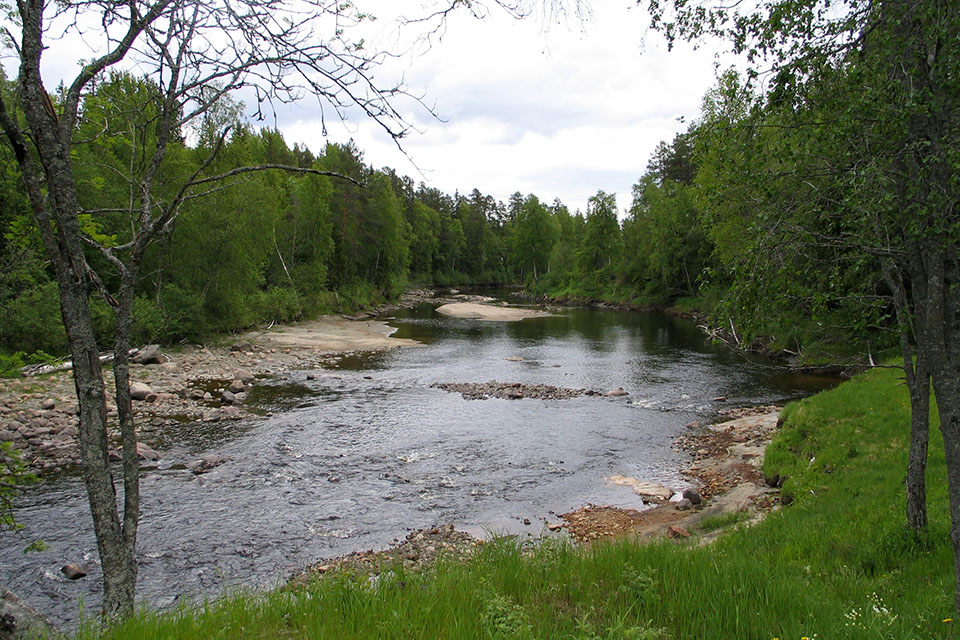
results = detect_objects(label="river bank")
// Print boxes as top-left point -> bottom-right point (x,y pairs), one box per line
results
286,403 -> 786,584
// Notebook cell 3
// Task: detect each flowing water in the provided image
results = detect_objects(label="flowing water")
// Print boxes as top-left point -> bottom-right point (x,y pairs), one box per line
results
0,298 -> 838,624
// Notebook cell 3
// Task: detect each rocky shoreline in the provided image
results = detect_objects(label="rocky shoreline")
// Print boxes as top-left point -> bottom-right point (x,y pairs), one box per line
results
557,405 -> 783,543
283,405 -> 786,584
0,315 -> 423,474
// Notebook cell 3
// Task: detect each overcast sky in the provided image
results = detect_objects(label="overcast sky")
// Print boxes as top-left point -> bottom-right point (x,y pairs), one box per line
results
277,2 -> 730,215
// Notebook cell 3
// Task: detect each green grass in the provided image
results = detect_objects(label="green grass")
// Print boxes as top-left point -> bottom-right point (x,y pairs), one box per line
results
81,366 -> 958,639
698,510 -> 752,533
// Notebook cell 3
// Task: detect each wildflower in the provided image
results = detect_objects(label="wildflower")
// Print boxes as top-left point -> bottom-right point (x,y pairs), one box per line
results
944,618 -> 953,623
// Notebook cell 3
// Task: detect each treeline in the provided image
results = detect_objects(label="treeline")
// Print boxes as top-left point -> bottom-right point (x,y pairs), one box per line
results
0,72 -> 577,359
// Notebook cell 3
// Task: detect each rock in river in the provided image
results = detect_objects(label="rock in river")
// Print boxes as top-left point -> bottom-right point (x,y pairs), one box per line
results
60,564 -> 87,580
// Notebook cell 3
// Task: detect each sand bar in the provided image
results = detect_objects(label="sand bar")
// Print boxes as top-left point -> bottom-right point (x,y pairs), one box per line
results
434,302 -> 550,322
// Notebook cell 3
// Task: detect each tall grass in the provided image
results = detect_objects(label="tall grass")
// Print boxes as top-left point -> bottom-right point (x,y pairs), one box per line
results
83,366 -> 957,639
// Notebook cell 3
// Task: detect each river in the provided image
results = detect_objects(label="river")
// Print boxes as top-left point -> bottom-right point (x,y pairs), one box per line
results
0,298 -> 837,625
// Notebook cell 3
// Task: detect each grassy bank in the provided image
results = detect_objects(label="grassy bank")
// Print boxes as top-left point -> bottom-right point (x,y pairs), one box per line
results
81,366 -> 955,639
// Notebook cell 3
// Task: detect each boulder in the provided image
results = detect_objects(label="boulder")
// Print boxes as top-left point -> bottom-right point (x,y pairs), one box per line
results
682,488 -> 703,505
675,498 -> 693,511
605,387 -> 629,397
220,390 -> 237,404
230,341 -> 254,353
39,399 -> 56,410
228,379 -> 246,394
60,403 -> 79,416
234,369 -> 255,384
131,344 -> 163,365
60,564 -> 87,580
635,482 -> 672,501
607,475 -> 675,501
136,442 -> 161,461
129,383 -> 156,402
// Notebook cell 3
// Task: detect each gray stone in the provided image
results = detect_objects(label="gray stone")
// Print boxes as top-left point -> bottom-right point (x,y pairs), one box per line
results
234,369 -> 255,384
129,383 -> 156,402
39,398 -> 56,410
60,402 -> 79,416
230,341 -> 253,353
220,390 -> 237,404
228,379 -> 246,394
0,585 -> 62,640
605,387 -> 629,397
682,488 -> 703,505
675,498 -> 693,511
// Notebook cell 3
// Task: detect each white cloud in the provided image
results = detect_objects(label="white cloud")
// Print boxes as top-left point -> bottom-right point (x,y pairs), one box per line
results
278,2 -> 731,215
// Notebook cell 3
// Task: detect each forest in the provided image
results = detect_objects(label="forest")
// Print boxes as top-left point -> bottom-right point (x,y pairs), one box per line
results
0,66 -> 905,368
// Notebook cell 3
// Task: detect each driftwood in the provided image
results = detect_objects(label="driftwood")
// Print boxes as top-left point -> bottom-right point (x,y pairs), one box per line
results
19,345 -> 163,377
20,352 -> 114,377
0,586 -> 61,640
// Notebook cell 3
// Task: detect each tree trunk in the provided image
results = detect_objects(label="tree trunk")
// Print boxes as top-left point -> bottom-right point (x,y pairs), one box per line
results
905,363 -> 930,531
0,586 -> 62,640
935,374 -> 960,611
880,249 -> 930,532
57,276 -> 136,618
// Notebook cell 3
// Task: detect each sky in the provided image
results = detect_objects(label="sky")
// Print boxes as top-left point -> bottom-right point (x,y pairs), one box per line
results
275,2 -> 730,215
6,0 -> 733,217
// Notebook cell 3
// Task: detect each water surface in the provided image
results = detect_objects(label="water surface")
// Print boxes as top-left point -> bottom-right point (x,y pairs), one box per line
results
0,300 -> 836,624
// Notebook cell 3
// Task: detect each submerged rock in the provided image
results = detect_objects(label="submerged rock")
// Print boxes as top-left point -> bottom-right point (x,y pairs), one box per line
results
430,381 -> 590,401
189,454 -> 228,475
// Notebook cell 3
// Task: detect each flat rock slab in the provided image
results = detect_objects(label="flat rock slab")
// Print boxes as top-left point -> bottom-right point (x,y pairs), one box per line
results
434,302 -> 551,322
607,475 -> 674,501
